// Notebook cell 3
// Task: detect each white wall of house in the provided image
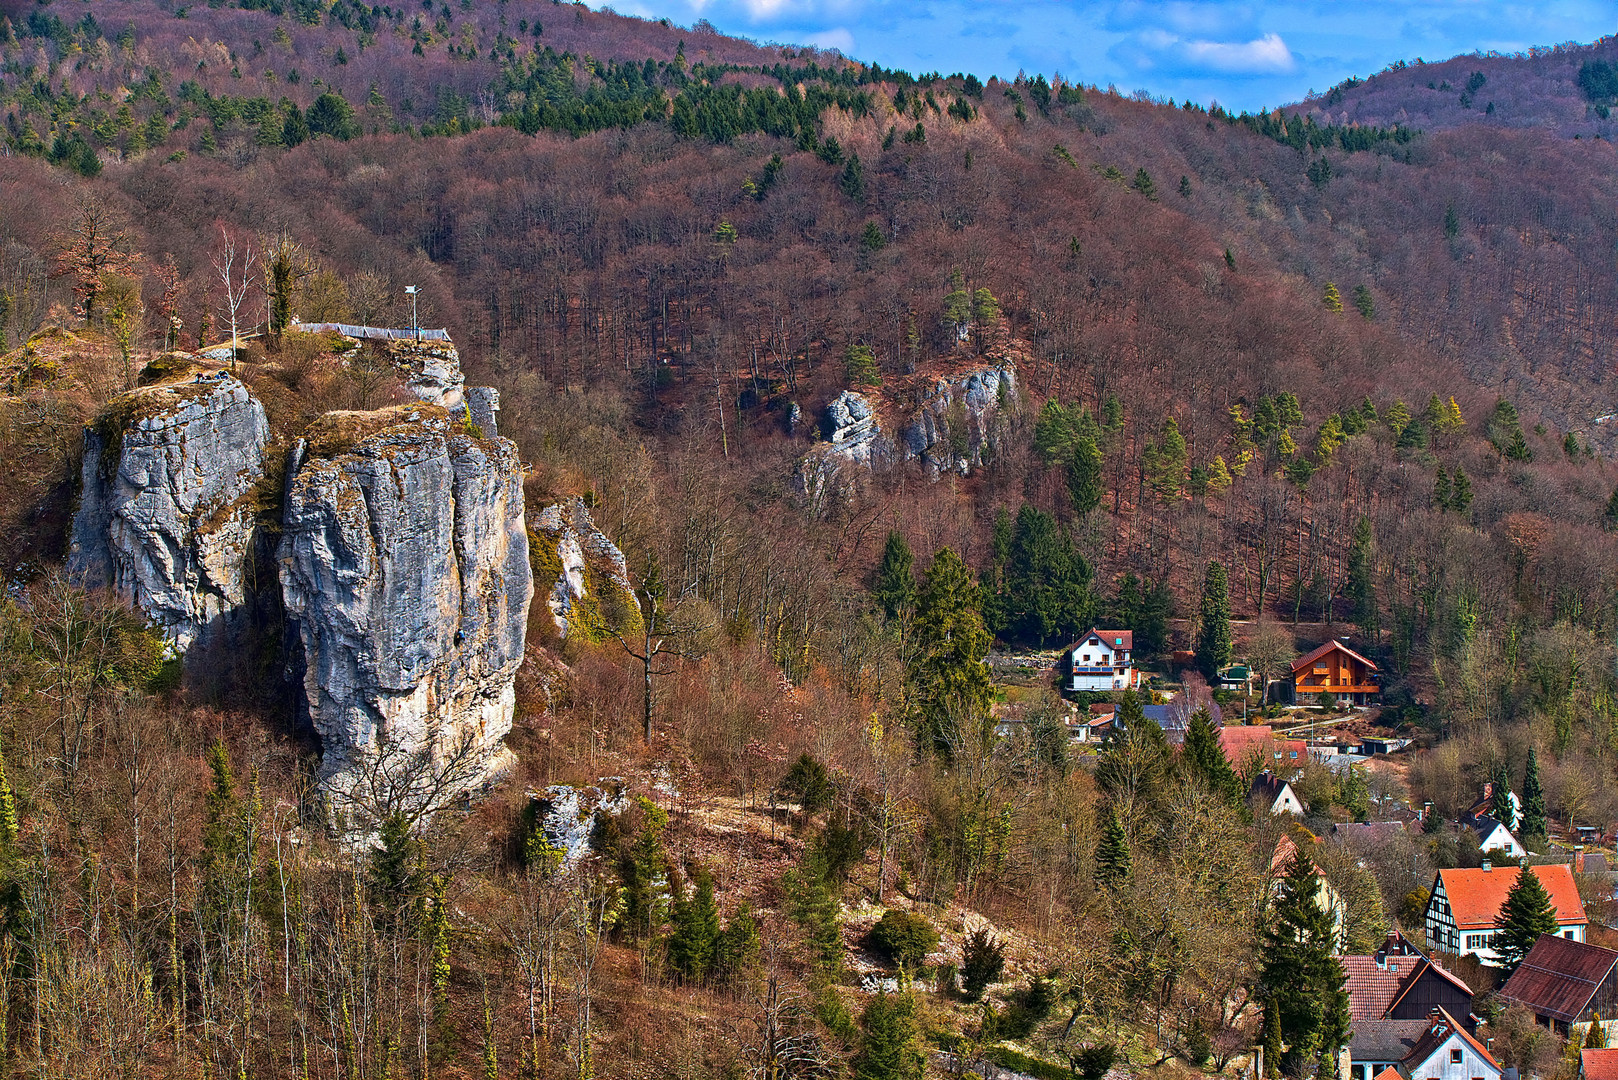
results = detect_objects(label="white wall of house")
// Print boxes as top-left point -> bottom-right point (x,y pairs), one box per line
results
1068,634 -> 1135,691
1478,825 -> 1526,859
1424,876 -> 1585,964
1405,1029 -> 1499,1080
1270,783 -> 1305,816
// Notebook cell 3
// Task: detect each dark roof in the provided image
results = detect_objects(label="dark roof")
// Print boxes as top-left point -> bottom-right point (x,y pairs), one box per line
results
1462,812 -> 1517,844
1068,628 -> 1132,653
1337,821 -> 1409,842
1291,638 -> 1378,675
1252,772 -> 1293,805
1498,935 -> 1618,1024
1583,1049 -> 1618,1080
1342,934 -> 1472,1026
1350,1020 -> 1430,1063
1400,1007 -> 1498,1072
1386,960 -> 1474,1018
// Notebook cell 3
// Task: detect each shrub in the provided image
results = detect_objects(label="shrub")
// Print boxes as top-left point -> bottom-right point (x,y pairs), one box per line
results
1076,1043 -> 1118,1080
961,928 -> 1006,1000
869,909 -> 939,969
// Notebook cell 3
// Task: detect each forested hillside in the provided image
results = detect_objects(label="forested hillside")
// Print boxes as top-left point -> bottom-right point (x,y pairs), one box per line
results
2,2 -> 1618,1079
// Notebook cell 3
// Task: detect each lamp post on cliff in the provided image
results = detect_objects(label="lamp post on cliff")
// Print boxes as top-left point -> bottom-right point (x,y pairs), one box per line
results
404,285 -> 418,341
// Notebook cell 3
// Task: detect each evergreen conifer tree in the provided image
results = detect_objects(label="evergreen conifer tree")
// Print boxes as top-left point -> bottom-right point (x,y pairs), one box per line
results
1144,417 -> 1188,500
1587,1013 -> 1608,1049
1262,996 -> 1284,1080
1450,468 -> 1473,513
668,864 -> 722,983
1522,746 -> 1547,843
1494,865 -> 1558,972
1258,851 -> 1351,1076
873,531 -> 916,620
1195,561 -> 1233,680
1606,486 -> 1618,532
1353,284 -> 1374,319
1096,692 -> 1173,811
1182,707 -> 1243,805
1566,432 -> 1582,459
1068,435 -> 1105,514
1323,282 -> 1343,312
909,548 -> 993,754
1384,401 -> 1411,438
854,990 -> 923,1080
1489,763 -> 1517,830
1093,804 -> 1131,889
1433,467 -> 1452,510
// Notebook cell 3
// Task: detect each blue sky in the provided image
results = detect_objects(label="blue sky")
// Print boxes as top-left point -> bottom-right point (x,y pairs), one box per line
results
599,0 -> 1616,111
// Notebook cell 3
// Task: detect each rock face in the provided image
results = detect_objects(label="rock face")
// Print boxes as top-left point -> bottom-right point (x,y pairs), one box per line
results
69,373 -> 270,651
532,496 -> 638,640
278,405 -> 532,821
794,365 -> 1016,507
526,783 -> 630,869
386,339 -> 465,408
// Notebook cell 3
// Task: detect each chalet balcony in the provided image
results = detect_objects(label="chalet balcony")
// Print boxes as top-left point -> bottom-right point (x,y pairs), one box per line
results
1072,667 -> 1125,676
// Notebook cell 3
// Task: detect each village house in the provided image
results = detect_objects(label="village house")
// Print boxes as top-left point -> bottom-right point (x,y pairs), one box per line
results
1497,935 -> 1618,1040
1219,724 -> 1308,775
1064,629 -> 1141,692
1363,1008 -> 1500,1080
1068,703 -> 1116,744
1460,811 -> 1526,859
1424,863 -> 1588,965
1343,932 -> 1477,1080
1466,782 -> 1523,829
1290,639 -> 1380,706
1582,1048 -> 1618,1080
1252,771 -> 1305,815
1271,834 -> 1347,951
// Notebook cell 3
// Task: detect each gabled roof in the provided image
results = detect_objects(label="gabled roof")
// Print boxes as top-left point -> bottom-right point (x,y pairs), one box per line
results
1462,812 -> 1521,848
1291,638 -> 1378,675
1221,724 -> 1273,763
1373,1067 -> 1404,1080
1069,628 -> 1132,652
1400,1007 -> 1498,1072
1351,1020 -> 1431,1063
1582,1048 -> 1618,1080
1498,935 -> 1618,1024
1253,772 -> 1294,806
1341,934 -> 1472,1024
1435,864 -> 1587,930
1386,959 -> 1475,1017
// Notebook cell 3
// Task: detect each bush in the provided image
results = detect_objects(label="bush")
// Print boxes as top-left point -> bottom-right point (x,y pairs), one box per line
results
869,909 -> 939,969
1000,975 -> 1056,1039
1076,1043 -> 1118,1080
961,928 -> 1006,1000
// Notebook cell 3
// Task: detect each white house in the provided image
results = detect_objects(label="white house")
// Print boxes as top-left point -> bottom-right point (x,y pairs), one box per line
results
1461,812 -> 1526,859
1380,1008 -> 1501,1080
1252,772 -> 1305,816
1424,863 -> 1588,965
1065,629 -> 1140,692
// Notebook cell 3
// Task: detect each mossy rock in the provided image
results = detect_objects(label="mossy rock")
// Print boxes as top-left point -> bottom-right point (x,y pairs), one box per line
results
300,404 -> 448,460
137,353 -> 207,386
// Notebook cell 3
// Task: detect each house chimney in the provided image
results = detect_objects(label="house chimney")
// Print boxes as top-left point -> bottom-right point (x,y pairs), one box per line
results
1481,860 -> 1492,872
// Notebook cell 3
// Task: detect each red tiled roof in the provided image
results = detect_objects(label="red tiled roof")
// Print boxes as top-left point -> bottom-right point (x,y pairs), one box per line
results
1499,935 -> 1618,1024
1342,956 -> 1414,1022
1221,724 -> 1273,762
1070,628 -> 1133,652
1582,1049 -> 1618,1080
1291,638 -> 1379,675
1437,864 -> 1587,930
1373,1068 -> 1402,1080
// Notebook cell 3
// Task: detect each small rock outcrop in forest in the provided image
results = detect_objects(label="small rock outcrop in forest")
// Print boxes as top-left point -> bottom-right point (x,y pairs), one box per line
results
278,404 -> 533,823
532,496 -> 639,641
68,372 -> 271,651
794,364 -> 1016,507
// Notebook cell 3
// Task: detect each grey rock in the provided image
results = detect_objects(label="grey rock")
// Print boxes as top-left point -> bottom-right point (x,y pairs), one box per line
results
278,406 -> 532,822
532,496 -> 635,640
465,386 -> 501,438
68,375 -> 270,652
526,783 -> 630,868
387,339 -> 466,408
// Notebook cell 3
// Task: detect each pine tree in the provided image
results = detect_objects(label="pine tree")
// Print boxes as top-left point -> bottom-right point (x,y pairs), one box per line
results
1258,850 -> 1351,1074
1494,865 -> 1559,971
1132,167 -> 1157,200
1195,561 -> 1233,681
1093,804 -> 1131,889
1565,432 -> 1582,459
854,990 -> 924,1080
1587,1013 -> 1608,1049
1179,174 -> 1192,198
668,864 -> 722,983
909,548 -> 993,754
1068,435 -> 1105,514
873,531 -> 916,620
1323,282 -> 1343,312
1521,746 -> 1547,843
1385,400 -> 1411,438
1346,517 -> 1377,639
1144,417 -> 1188,501
1433,467 -> 1452,510
840,153 -> 865,200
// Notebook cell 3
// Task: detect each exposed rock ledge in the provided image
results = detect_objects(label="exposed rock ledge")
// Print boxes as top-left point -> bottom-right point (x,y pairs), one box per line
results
68,372 -> 270,652
532,496 -> 639,641
278,405 -> 533,823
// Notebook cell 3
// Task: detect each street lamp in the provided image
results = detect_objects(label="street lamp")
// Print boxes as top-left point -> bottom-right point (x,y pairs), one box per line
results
404,286 -> 418,341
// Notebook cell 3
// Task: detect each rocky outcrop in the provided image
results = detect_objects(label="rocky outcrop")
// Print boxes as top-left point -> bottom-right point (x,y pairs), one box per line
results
278,404 -> 532,822
68,373 -> 271,651
532,497 -> 638,640
794,366 -> 1016,507
385,338 -> 465,408
526,783 -> 630,868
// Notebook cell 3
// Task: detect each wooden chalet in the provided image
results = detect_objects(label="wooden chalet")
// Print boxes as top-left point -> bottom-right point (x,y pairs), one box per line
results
1290,639 -> 1379,706
1498,935 -> 1618,1039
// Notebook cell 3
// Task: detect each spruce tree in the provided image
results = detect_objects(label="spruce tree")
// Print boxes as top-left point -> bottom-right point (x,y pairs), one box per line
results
668,864 -> 722,983
1182,707 -> 1243,805
1262,996 -> 1284,1079
1195,561 -> 1233,681
1450,467 -> 1473,514
1068,434 -> 1105,515
1353,284 -> 1375,319
873,531 -> 916,620
1096,692 -> 1172,810
1094,804 -> 1131,889
1258,850 -> 1351,1075
909,548 -> 993,754
1433,467 -> 1452,510
1494,865 -> 1558,972
1521,746 -> 1547,843
1489,762 -> 1517,830
854,990 -> 923,1080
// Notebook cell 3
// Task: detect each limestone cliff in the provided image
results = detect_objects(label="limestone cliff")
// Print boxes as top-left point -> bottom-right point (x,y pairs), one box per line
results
794,365 -> 1016,507
278,405 -> 533,821
531,496 -> 639,641
68,372 -> 271,651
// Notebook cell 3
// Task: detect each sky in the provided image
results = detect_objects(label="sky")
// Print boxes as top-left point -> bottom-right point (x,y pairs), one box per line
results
597,0 -> 1616,112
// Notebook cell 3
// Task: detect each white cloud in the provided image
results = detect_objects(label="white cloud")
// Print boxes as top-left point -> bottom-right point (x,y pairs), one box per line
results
1133,28 -> 1295,74
802,26 -> 856,52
